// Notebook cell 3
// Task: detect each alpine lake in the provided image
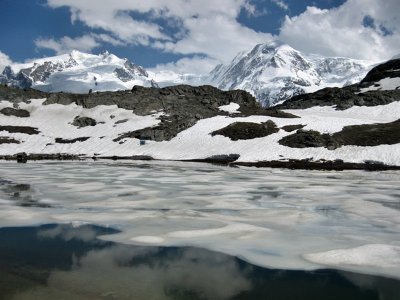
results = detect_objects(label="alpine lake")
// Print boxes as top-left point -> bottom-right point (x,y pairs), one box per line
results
0,161 -> 399,300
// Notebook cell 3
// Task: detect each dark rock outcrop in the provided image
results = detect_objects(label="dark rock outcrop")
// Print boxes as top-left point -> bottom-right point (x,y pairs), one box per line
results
0,137 -> 20,144
0,85 -> 48,102
333,119 -> 400,147
44,85 -> 259,116
281,124 -> 305,132
114,119 -> 128,124
0,125 -> 39,135
55,137 -> 90,144
72,116 -> 97,128
276,86 -> 400,110
211,120 -> 279,141
360,59 -> 400,84
279,119 -> 400,149
0,107 -> 30,118
279,130 -> 337,149
186,154 -> 240,164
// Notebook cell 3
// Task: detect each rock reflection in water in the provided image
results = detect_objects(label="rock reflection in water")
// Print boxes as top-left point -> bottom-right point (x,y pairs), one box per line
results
0,224 -> 398,300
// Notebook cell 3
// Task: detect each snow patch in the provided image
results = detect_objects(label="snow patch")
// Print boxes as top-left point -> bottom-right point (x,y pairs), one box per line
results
218,103 -> 240,114
359,77 -> 400,93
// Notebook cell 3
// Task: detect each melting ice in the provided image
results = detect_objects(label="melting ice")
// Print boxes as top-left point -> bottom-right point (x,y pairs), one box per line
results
0,161 -> 399,279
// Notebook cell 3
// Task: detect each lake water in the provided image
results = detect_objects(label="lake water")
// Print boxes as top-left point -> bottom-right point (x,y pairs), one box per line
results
0,161 -> 399,299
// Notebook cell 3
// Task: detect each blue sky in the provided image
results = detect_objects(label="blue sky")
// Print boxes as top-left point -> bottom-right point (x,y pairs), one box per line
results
0,0 -> 399,73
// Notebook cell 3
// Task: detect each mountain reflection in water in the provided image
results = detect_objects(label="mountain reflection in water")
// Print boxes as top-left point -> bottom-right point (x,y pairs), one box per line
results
0,224 -> 398,300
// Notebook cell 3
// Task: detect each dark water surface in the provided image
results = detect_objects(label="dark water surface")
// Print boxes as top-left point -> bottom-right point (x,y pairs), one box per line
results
0,224 -> 398,300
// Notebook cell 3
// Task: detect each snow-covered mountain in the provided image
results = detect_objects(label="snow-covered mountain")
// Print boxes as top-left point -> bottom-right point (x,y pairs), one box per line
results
0,50 -> 158,93
0,44 -> 374,105
208,41 -> 372,106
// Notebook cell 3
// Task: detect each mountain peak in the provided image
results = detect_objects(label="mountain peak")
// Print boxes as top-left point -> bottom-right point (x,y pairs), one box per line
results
208,41 -> 372,106
254,41 -> 297,55
0,50 -> 157,92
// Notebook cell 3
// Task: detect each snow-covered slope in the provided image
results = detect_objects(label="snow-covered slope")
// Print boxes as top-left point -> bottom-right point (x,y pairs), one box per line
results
208,41 -> 372,106
0,50 -> 158,93
0,98 -> 399,166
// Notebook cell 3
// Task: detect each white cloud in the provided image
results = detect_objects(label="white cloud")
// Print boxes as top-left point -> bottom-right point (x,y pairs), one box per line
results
271,0 -> 288,10
34,33 -> 126,55
41,0 -> 400,73
92,33 -> 125,47
278,0 -> 400,62
0,51 -> 12,72
45,0 -> 271,63
158,15 -> 271,62
150,56 -> 220,75
35,35 -> 101,55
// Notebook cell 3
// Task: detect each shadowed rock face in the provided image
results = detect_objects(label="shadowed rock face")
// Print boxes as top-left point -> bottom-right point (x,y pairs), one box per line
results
279,119 -> 400,149
211,121 -> 279,141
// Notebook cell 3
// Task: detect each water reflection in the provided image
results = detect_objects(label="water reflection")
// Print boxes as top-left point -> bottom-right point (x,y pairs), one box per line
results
0,224 -> 398,300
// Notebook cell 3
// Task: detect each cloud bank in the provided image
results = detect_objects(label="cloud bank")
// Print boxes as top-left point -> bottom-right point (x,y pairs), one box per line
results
26,0 -> 400,72
279,0 -> 400,62
45,0 -> 271,61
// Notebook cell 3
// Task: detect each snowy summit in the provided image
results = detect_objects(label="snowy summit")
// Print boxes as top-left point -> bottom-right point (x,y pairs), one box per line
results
0,50 -> 158,94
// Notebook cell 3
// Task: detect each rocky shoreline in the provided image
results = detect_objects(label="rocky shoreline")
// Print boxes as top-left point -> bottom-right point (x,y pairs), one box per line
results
1,152 -> 399,171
